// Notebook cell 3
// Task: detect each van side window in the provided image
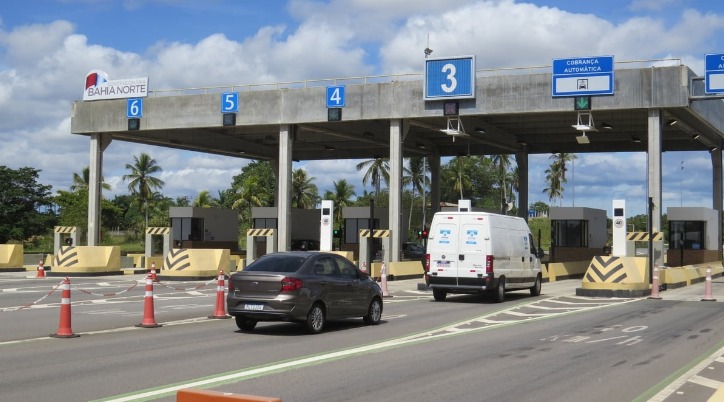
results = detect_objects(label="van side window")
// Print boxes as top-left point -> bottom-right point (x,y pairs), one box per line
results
529,234 -> 537,255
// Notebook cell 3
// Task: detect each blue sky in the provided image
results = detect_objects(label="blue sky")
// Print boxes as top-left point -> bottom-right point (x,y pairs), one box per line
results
2,0 -> 724,218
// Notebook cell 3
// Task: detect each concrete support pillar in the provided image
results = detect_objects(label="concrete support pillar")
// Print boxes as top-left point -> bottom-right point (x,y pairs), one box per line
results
389,119 -> 403,262
87,133 -> 111,246
429,155 -> 441,215
711,141 -> 722,257
647,109 -> 664,269
277,125 -> 293,252
515,151 -> 529,220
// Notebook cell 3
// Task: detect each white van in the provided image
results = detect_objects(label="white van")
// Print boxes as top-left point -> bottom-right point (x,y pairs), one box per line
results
425,211 -> 543,303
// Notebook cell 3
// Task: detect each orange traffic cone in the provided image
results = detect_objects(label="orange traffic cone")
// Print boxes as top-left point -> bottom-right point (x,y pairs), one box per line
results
50,277 -> 79,338
150,262 -> 158,282
702,266 -> 717,302
380,262 -> 391,298
36,257 -> 46,279
137,273 -> 161,328
209,271 -> 231,319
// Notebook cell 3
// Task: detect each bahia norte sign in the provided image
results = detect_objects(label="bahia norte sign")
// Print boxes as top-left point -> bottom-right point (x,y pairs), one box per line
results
83,70 -> 148,101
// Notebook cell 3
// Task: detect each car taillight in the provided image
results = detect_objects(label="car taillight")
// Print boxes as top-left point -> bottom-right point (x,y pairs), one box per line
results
280,276 -> 303,292
424,254 -> 430,273
485,255 -> 494,275
228,276 -> 234,293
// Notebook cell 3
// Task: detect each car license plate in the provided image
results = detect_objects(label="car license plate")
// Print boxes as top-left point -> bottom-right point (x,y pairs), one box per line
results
244,304 -> 264,311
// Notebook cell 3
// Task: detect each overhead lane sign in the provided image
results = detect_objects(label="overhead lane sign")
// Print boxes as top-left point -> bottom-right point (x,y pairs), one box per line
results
424,56 -> 476,100
552,55 -> 614,97
705,54 -> 724,94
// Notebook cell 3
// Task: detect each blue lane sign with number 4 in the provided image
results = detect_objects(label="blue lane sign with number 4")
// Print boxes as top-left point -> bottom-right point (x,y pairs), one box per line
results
221,92 -> 239,113
326,85 -> 345,108
127,98 -> 143,118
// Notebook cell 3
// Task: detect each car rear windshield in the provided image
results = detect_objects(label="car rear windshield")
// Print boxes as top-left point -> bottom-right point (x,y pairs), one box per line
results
245,255 -> 307,273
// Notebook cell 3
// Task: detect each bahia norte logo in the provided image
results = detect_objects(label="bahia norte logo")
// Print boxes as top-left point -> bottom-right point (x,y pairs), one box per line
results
84,70 -> 109,90
82,70 -> 148,101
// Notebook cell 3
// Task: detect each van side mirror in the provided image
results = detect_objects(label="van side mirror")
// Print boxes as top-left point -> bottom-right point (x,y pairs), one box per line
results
537,249 -> 545,259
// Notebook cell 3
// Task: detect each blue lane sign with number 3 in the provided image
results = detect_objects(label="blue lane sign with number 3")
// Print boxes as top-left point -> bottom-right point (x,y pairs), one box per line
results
127,98 -> 143,118
424,56 -> 476,100
221,92 -> 239,113
326,85 -> 345,108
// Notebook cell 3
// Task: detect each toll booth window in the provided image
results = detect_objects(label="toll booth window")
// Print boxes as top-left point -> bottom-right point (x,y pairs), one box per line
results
669,221 -> 705,250
552,220 -> 588,247
253,218 -> 277,229
344,218 -> 380,244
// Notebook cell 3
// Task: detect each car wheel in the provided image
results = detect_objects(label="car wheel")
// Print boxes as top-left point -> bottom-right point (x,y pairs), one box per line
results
493,276 -> 505,303
363,298 -> 382,325
305,303 -> 325,334
235,316 -> 257,332
530,273 -> 542,297
433,288 -> 447,301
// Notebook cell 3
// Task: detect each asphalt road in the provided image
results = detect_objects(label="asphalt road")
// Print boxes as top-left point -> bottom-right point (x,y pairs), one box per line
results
0,271 -> 722,402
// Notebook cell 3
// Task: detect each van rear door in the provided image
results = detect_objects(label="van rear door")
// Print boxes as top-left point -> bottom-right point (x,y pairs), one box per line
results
428,216 -> 459,286
457,217 -> 487,287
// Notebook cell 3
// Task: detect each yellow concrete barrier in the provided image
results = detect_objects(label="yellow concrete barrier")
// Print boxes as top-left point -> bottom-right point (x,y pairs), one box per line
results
0,244 -> 24,271
543,261 -> 589,282
578,256 -> 650,297
127,253 -> 145,268
51,246 -> 121,275
160,248 -> 230,278
368,260 -> 423,279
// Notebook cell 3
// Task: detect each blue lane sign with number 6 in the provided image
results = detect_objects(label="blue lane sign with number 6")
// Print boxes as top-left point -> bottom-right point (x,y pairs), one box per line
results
221,92 -> 239,113
127,98 -> 143,118
424,56 -> 476,100
326,85 -> 345,108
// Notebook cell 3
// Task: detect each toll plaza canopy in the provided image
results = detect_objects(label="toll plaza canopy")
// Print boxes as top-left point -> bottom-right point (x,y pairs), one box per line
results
71,59 -> 724,264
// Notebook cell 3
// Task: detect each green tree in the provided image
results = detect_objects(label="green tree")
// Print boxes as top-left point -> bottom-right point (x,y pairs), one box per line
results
323,179 -> 356,225
193,190 -> 219,208
122,153 -> 165,228
543,153 -> 576,206
291,168 -> 319,209
70,166 -> 111,192
402,157 -> 429,230
0,166 -> 56,243
356,158 -> 389,203
491,154 -> 513,213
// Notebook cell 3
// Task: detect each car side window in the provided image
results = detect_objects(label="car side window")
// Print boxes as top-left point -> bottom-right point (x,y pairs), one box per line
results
314,256 -> 340,277
335,257 -> 358,279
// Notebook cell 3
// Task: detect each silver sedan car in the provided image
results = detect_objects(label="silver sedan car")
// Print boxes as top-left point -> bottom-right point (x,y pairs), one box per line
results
227,251 -> 383,334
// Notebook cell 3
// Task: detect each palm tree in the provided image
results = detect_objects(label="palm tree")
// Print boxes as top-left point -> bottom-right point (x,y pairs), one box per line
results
231,175 -> 268,222
356,158 -> 389,203
193,190 -> 219,208
402,157 -> 429,230
122,153 -> 165,228
70,166 -> 111,192
491,154 -> 512,213
543,153 -> 576,206
323,179 -> 356,225
451,157 -> 471,199
291,168 -> 319,209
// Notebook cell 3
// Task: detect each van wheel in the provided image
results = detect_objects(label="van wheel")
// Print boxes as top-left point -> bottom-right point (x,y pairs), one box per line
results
530,273 -> 542,297
433,288 -> 447,301
493,277 -> 505,303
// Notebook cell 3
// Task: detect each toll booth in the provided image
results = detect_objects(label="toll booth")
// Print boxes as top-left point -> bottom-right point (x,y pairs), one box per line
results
666,207 -> 720,267
340,206 -> 390,261
170,207 -> 239,252
549,207 -> 607,263
54,226 -> 80,255
251,207 -> 321,255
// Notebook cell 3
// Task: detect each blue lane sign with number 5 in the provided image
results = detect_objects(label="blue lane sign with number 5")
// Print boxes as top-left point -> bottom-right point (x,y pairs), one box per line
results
424,56 -> 476,100
127,98 -> 143,118
326,85 -> 345,108
221,92 -> 239,113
